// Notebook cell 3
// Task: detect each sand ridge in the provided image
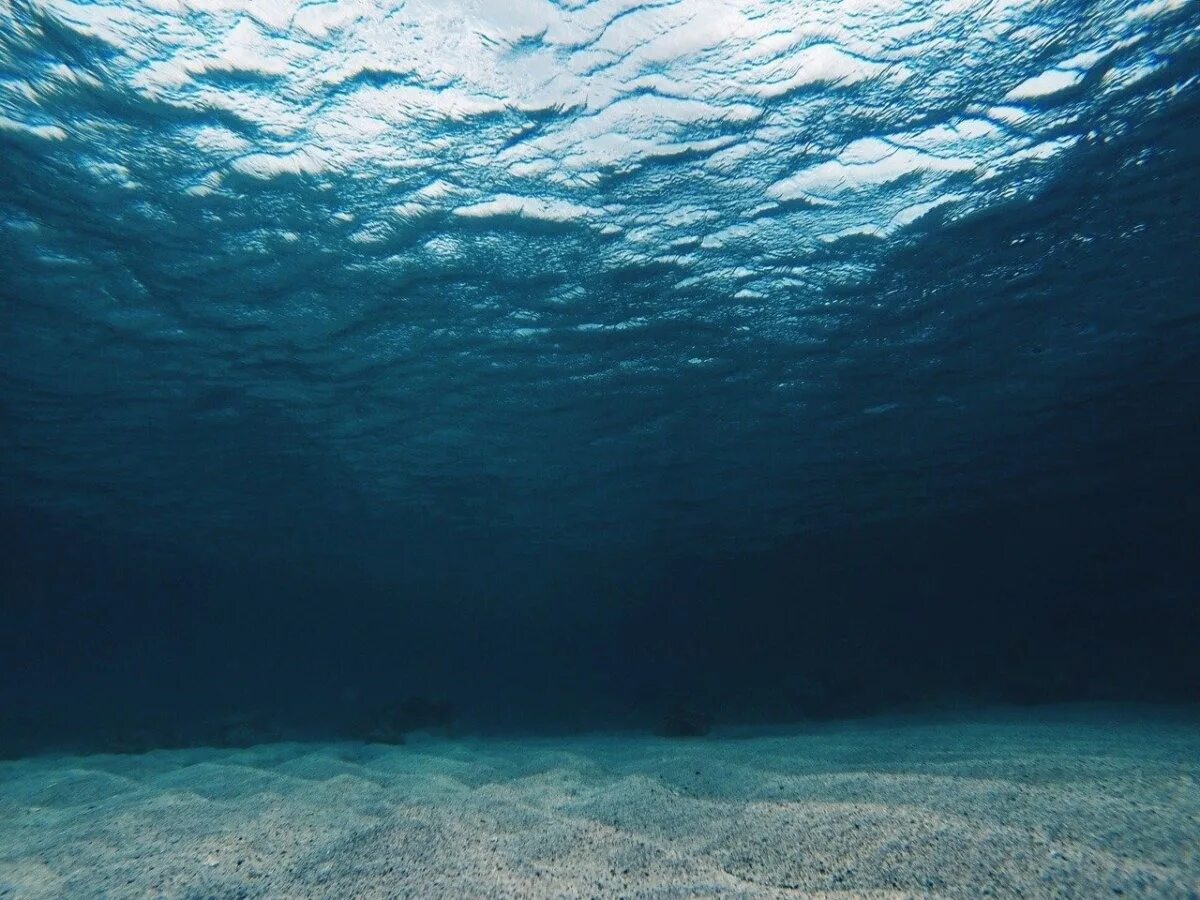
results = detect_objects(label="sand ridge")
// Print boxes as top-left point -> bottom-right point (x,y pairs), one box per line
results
0,707 -> 1197,898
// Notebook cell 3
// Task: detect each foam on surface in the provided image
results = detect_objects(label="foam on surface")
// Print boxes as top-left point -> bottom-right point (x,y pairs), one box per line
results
2,0 -> 1198,549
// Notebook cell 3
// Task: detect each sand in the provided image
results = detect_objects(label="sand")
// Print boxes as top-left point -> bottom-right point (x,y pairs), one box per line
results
0,706 -> 1197,898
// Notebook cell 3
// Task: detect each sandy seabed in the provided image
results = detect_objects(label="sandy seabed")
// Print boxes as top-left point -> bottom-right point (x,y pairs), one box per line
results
1,707 -> 1197,899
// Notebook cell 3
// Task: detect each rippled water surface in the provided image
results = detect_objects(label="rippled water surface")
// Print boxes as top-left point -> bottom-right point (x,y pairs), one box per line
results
4,0 -> 1197,552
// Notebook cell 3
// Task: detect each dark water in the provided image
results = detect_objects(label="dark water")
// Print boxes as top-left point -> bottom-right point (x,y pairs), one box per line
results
2,0 -> 1198,752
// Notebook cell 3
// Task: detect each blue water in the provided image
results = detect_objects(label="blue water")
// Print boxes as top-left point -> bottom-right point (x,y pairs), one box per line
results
1,0 -> 1198,747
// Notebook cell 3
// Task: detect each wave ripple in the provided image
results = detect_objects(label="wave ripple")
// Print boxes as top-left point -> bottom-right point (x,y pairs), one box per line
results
1,0 -> 1198,546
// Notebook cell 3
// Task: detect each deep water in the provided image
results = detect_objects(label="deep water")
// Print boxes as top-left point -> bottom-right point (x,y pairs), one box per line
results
1,0 -> 1199,753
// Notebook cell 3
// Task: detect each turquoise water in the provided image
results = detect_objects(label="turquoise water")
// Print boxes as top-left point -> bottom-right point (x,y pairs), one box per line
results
1,0 -> 1198,743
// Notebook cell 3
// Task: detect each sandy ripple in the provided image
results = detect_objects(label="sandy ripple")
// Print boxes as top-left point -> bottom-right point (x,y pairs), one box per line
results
0,707 -> 1197,898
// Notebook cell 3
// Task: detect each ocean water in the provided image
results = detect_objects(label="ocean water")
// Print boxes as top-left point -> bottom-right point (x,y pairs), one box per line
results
3,2 -> 1200,896
2,0 -> 1199,749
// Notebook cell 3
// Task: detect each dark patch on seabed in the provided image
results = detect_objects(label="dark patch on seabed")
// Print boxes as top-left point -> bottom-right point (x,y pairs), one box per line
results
0,0 -> 1199,896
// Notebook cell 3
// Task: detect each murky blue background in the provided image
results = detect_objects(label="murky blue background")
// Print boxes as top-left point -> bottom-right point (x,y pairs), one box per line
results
2,0 -> 1198,747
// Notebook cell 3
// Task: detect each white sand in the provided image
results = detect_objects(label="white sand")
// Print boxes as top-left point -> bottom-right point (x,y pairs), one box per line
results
1,706 -> 1197,898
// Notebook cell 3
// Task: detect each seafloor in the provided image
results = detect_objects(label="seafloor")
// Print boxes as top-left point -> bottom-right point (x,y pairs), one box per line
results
1,706 -> 1196,899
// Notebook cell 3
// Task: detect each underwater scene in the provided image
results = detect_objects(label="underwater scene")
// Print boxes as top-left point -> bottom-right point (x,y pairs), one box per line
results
1,0 -> 1199,896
